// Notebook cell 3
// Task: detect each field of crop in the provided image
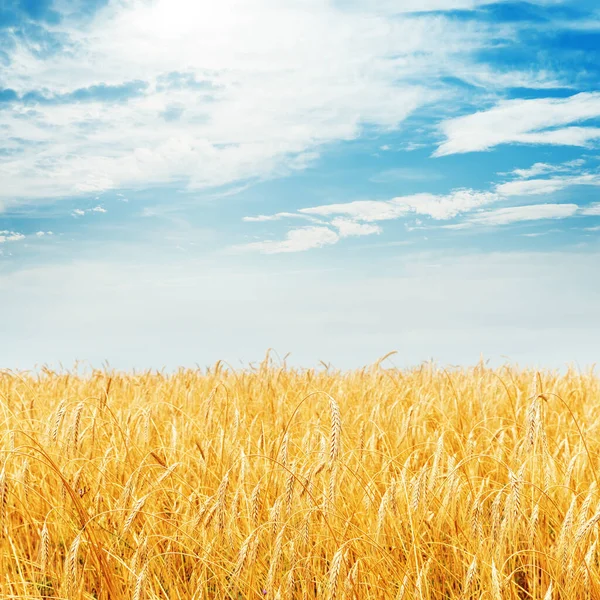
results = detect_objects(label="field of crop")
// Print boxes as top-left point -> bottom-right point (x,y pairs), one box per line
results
0,357 -> 599,599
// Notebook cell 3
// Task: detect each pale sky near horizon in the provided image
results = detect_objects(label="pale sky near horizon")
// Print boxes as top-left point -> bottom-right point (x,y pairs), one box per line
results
1,0 -> 599,371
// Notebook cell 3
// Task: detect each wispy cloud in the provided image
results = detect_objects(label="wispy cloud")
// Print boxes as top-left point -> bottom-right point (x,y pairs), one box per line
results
299,200 -> 408,222
234,226 -> 340,254
582,202 -> 600,215
242,213 -> 321,223
71,205 -> 107,217
0,231 -> 25,243
331,218 -> 382,238
496,173 -> 600,196
344,0 -> 564,16
507,159 -> 586,180
469,203 -> 579,225
509,163 -> 558,179
521,230 -> 560,238
435,92 -> 600,156
234,216 -> 383,254
298,190 -> 498,222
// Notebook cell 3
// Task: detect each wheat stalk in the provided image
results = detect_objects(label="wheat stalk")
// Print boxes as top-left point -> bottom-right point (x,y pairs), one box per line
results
133,562 -> 147,600
329,398 -> 341,465
65,533 -> 82,599
328,547 -> 344,600
40,521 -> 50,573
123,495 -> 148,535
216,470 -> 230,533
463,556 -> 477,599
51,400 -> 67,442
251,481 -> 262,525
0,467 -> 8,532
344,560 -> 359,600
71,402 -> 84,450
266,524 -> 287,595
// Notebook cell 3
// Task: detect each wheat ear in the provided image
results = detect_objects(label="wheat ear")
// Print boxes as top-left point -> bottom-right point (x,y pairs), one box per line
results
329,398 -> 341,465
328,547 -> 344,600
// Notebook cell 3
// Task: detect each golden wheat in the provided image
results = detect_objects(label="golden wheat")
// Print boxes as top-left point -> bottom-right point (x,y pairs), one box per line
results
0,358 -> 599,598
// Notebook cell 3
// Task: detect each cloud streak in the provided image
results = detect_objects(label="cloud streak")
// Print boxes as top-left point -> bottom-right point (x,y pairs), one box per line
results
496,173 -> 600,196
235,216 -> 383,254
300,190 -> 499,222
582,203 -> 600,216
469,203 -> 580,225
234,226 -> 340,254
435,93 -> 600,156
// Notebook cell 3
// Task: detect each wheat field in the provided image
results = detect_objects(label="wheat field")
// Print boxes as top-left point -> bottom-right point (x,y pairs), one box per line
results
0,356 -> 599,599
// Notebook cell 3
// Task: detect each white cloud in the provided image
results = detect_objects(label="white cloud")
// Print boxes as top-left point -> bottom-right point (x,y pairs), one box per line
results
406,190 -> 498,219
440,222 -> 472,230
300,199 -> 409,222
496,173 -> 600,196
453,66 -> 564,91
510,163 -> 558,179
521,229 -> 561,237
298,189 -> 497,222
507,159 -> 587,180
516,127 -> 600,147
0,231 -> 25,243
582,202 -> 600,215
242,212 -> 320,223
234,226 -> 339,254
331,218 -> 382,237
345,0 -> 560,15
469,203 -> 579,225
72,206 -> 107,217
435,92 -> 600,156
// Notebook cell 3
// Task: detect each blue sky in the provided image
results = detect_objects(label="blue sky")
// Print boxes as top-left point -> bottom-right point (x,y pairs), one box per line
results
1,0 -> 599,370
